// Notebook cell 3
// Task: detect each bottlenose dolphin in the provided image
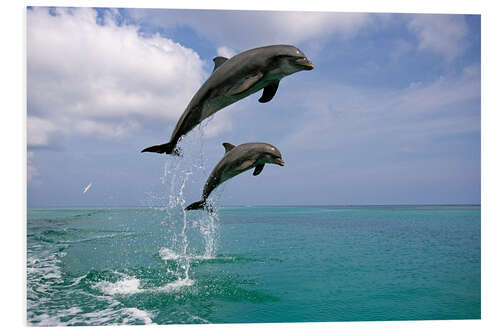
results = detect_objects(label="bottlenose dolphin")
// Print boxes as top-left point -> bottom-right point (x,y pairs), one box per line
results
185,142 -> 285,210
141,45 -> 314,155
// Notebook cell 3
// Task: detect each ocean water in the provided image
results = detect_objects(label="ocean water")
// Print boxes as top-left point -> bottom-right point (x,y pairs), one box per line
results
26,203 -> 480,325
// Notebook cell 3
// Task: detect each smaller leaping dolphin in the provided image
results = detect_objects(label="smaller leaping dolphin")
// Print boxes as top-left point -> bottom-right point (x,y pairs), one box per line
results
185,142 -> 285,211
142,45 -> 314,155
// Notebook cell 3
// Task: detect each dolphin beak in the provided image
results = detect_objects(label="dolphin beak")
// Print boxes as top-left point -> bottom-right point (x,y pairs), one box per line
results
295,58 -> 314,70
275,158 -> 285,166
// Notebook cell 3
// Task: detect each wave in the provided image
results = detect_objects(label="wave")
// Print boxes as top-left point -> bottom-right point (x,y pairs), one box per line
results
28,268 -> 158,326
29,302 -> 156,326
28,307 -> 83,326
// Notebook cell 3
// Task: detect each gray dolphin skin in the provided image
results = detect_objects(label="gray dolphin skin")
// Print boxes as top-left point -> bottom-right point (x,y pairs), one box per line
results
185,142 -> 285,211
141,45 -> 314,155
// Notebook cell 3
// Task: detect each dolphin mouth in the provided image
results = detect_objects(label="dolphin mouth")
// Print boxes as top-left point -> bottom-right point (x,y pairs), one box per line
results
295,58 -> 314,70
275,158 -> 285,166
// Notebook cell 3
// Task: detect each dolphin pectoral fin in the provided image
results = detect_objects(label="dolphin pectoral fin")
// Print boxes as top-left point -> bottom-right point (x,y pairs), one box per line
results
231,72 -> 264,96
213,56 -> 228,72
236,159 -> 256,172
253,164 -> 265,176
222,142 -> 236,153
258,80 -> 279,103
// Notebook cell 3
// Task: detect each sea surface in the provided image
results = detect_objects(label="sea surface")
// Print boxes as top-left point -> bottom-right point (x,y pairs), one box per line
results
27,203 -> 480,325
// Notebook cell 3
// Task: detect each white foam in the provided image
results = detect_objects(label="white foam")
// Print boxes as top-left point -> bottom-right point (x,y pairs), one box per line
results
28,307 -> 83,327
159,247 -> 181,261
71,304 -> 155,326
28,313 -> 62,326
27,248 -> 65,293
121,308 -> 156,325
43,272 -> 62,280
94,275 -> 142,295
68,273 -> 88,287
158,278 -> 194,292
158,247 -> 217,262
186,312 -> 211,324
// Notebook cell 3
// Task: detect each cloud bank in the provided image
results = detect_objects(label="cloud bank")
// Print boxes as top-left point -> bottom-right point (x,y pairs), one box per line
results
127,9 -> 377,52
128,9 -> 473,63
27,7 -> 207,149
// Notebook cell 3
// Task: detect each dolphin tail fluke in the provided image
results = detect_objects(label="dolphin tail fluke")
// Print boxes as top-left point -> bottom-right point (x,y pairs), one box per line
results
185,200 -> 206,211
141,141 -> 181,156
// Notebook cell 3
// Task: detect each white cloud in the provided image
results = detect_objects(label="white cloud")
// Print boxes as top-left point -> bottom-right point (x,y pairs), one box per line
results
27,116 -> 56,147
27,7 -> 207,148
407,14 -> 468,61
127,9 -> 377,51
216,46 -> 236,59
280,64 -> 480,151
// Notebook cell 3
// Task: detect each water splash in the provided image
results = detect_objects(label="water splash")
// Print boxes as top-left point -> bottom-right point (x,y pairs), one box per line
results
148,123 -> 221,284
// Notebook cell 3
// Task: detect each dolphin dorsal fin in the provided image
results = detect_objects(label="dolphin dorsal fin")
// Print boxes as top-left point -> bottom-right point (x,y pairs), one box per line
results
213,56 -> 228,72
222,142 -> 235,153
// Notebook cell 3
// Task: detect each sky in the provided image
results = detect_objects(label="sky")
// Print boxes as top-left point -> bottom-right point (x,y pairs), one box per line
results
26,6 -> 481,206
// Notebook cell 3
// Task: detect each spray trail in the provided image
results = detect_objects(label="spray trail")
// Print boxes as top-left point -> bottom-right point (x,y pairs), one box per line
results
150,122 -> 222,283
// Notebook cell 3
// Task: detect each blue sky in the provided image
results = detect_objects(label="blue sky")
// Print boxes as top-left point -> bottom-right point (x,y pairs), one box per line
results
26,7 -> 481,206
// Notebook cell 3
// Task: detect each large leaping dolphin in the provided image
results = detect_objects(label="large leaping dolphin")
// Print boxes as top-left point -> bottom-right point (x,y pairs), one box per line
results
141,45 -> 314,155
185,142 -> 285,211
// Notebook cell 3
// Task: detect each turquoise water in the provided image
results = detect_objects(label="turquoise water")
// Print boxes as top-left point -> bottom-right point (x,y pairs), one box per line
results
27,204 -> 480,325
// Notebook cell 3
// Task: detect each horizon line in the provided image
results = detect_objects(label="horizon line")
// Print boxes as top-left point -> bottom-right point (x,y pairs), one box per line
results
27,203 -> 481,208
